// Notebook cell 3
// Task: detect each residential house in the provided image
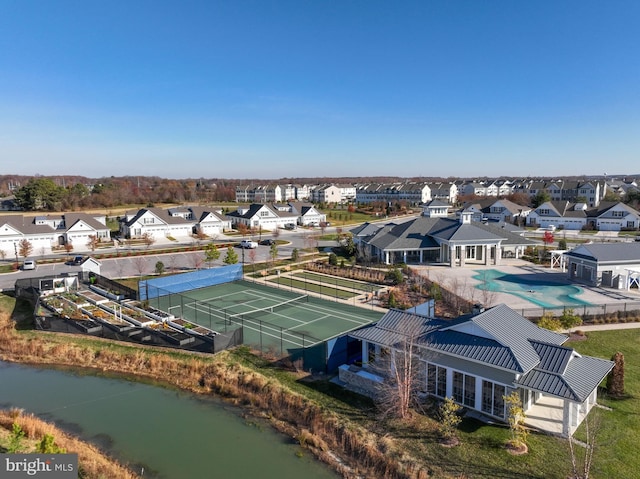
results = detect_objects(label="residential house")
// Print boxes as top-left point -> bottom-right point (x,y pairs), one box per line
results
189,207 -> 231,236
312,185 -> 342,204
286,202 -> 326,226
527,201 -> 640,232
341,304 -> 614,437
459,198 -> 530,225
0,213 -> 110,257
120,208 -> 192,240
586,201 -> 640,231
527,201 -> 588,231
225,203 -> 298,231
427,182 -> 458,204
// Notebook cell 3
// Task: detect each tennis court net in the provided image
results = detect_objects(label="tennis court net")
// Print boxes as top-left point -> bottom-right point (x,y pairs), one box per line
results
226,294 -> 309,322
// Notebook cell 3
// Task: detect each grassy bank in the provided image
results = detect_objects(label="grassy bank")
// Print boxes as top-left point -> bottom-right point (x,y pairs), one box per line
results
1,291 -> 636,478
0,409 -> 141,479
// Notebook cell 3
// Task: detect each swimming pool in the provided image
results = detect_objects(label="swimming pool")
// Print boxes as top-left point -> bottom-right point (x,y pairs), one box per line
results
472,269 -> 591,308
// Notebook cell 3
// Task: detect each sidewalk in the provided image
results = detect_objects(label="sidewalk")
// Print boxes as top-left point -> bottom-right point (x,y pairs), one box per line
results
563,321 -> 640,333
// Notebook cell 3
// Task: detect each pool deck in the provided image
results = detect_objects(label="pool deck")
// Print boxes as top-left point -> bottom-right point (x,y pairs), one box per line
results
414,259 -> 640,311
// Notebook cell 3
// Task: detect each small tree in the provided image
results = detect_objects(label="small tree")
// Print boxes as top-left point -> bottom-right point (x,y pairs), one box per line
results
558,238 -> 567,250
7,422 -> 25,453
141,232 -> 155,249
606,351 -> 625,398
387,267 -> 404,285
291,248 -> 300,262
371,318 -> 423,420
328,252 -> 338,266
63,241 -> 74,258
19,238 -> 34,258
504,391 -> 528,453
86,234 -> 100,252
155,261 -> 165,275
223,246 -> 239,265
568,407 -> 603,479
36,433 -> 66,454
559,308 -> 582,330
438,397 -> 462,445
204,242 -> 220,268
132,256 -> 148,276
537,312 -> 562,331
269,243 -> 278,265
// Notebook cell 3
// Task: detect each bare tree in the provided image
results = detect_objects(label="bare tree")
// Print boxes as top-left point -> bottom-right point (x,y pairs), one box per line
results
189,252 -> 204,270
141,232 -> 155,249
568,407 -> 603,479
86,235 -> 99,252
132,256 -> 148,276
370,317 -> 425,420
167,254 -> 178,272
63,241 -> 74,259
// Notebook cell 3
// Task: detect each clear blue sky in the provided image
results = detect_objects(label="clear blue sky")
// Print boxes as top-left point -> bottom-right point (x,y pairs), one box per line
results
1,0 -> 638,179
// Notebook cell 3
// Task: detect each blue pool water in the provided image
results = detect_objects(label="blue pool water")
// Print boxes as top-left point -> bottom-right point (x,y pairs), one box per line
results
472,269 -> 591,308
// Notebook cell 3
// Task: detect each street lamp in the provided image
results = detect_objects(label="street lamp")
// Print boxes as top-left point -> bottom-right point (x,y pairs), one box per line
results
14,242 -> 18,269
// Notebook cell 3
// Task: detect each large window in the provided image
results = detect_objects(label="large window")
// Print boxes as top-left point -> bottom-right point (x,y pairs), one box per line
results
427,364 -> 447,398
453,372 -> 476,407
482,380 -> 506,419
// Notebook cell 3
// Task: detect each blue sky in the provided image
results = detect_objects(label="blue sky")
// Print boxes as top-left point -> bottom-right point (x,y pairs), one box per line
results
1,0 -> 638,179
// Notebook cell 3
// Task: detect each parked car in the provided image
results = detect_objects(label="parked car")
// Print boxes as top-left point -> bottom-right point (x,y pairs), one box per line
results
66,255 -> 85,265
22,259 -> 36,270
259,239 -> 276,246
239,239 -> 258,249
284,223 -> 297,230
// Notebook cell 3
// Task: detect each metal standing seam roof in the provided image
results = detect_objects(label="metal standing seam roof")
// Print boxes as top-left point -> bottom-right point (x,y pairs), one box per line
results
516,354 -> 614,402
442,304 -> 567,373
350,305 -> 613,402
564,243 -> 640,264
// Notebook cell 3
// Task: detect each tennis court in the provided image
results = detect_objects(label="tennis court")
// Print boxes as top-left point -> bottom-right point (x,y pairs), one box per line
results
152,280 -> 383,352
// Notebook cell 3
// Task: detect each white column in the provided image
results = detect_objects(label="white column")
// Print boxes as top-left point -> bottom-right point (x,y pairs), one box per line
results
445,368 -> 453,398
474,376 -> 483,412
361,340 -> 369,368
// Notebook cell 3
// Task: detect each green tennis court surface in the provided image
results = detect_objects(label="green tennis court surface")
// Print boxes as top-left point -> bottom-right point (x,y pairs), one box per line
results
151,280 -> 383,352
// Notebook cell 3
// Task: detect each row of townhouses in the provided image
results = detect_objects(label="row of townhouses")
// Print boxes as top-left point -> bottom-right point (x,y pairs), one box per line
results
235,178 -> 639,208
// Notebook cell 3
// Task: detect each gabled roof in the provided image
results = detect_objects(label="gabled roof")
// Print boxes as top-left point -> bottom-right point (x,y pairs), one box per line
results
64,213 -> 109,231
586,201 -> 640,219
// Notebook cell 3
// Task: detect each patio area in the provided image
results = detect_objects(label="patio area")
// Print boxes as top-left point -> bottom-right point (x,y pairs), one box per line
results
524,395 -> 564,435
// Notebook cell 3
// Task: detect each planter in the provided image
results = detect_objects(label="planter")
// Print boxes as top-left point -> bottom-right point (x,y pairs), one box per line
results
89,285 -> 125,301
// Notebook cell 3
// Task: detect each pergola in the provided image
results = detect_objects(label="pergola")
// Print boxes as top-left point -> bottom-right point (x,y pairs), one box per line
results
626,267 -> 640,291
549,250 -> 567,271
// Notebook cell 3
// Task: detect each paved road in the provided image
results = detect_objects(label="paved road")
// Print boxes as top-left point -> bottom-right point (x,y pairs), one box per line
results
0,226 -> 347,291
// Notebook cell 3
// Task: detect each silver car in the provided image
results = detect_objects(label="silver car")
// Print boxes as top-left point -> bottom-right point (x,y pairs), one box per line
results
22,259 -> 36,270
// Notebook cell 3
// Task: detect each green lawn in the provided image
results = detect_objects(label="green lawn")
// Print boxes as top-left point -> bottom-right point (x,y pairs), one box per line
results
566,329 -> 640,479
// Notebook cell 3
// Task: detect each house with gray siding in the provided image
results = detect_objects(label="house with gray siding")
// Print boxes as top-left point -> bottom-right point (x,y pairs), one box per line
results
340,305 -> 613,437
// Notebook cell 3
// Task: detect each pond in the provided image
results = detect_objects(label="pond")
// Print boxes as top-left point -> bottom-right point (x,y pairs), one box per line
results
0,361 -> 338,479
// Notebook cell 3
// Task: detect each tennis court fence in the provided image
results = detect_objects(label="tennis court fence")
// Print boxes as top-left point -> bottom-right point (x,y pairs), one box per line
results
145,284 -> 326,363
